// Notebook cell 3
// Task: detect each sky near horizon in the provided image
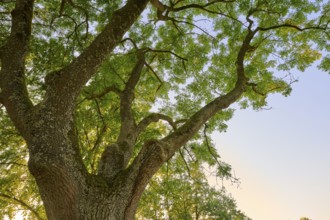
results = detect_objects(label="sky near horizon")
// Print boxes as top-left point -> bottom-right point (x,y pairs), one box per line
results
213,65 -> 330,220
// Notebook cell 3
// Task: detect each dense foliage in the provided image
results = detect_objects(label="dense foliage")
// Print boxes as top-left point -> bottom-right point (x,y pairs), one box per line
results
1,0 -> 329,219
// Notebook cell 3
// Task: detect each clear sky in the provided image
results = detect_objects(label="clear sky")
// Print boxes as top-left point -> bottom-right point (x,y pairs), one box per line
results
213,65 -> 330,220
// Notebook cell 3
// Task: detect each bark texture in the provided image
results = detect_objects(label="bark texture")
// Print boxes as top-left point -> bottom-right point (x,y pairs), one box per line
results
0,0 -> 255,219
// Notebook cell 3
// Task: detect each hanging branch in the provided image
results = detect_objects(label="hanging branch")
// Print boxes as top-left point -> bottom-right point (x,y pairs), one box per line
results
0,193 -> 43,220
203,124 -> 240,182
98,51 -> 147,181
126,18 -> 257,200
247,78 -> 298,97
179,149 -> 191,177
116,51 -> 146,144
144,62 -> 163,95
184,146 -> 196,163
83,128 -> 92,149
203,124 -> 222,166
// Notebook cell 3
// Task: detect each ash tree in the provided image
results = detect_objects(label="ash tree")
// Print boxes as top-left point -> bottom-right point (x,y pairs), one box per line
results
0,0 -> 329,219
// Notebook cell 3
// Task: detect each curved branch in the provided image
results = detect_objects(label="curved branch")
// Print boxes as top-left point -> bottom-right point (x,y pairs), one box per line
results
257,23 -> 326,32
179,149 -> 191,177
146,48 -> 188,61
117,52 -> 146,144
137,113 -> 176,135
160,27 -> 256,155
171,0 -> 234,12
84,86 -> 122,100
151,0 -> 241,25
121,38 -> 139,50
144,62 -> 163,95
150,0 -> 167,12
98,53 -> 146,182
0,193 -> 44,220
44,0 -> 149,113
0,0 -> 34,137
124,23 -> 257,209
247,78 -> 298,97
54,0 -> 89,38
203,124 -> 236,180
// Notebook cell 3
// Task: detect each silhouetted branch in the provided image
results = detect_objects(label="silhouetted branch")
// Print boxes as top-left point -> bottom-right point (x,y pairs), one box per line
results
179,149 -> 191,177
146,48 -> 188,61
0,193 -> 43,220
84,86 -> 122,100
257,23 -> 327,32
137,113 -> 176,134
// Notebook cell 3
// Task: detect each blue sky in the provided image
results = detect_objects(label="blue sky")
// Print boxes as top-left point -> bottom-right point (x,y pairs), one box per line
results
213,65 -> 330,220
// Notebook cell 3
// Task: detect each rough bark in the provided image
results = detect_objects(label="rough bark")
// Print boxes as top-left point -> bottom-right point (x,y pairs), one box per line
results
0,0 -> 259,219
0,0 -> 150,219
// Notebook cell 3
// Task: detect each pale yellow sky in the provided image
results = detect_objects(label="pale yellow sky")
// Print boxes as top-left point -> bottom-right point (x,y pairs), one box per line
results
213,65 -> 330,220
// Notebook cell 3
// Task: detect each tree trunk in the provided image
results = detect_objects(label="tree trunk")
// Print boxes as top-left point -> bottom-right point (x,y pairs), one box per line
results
28,167 -> 140,220
28,143 -> 150,219
29,166 -> 141,220
25,107 -> 145,220
0,1 -> 253,219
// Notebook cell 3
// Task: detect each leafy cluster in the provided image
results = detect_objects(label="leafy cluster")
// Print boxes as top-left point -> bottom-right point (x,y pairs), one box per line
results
0,108 -> 45,220
136,154 -> 250,220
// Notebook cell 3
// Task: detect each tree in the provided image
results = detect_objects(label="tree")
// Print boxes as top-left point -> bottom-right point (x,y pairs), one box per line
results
0,0 -> 329,219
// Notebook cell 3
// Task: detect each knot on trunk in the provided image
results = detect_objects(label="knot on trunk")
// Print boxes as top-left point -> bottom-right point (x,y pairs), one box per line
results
98,143 -> 131,182
142,139 -> 169,164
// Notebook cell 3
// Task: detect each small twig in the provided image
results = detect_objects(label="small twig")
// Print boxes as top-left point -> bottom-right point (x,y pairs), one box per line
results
146,48 -> 188,61
83,128 -> 92,149
137,113 -> 177,134
0,193 -> 43,220
247,78 -> 298,96
121,38 -> 139,50
94,99 -> 106,126
183,146 -> 196,162
144,62 -> 163,95
84,86 -> 122,100
90,124 -> 107,172
179,149 -> 191,177
0,162 -> 27,167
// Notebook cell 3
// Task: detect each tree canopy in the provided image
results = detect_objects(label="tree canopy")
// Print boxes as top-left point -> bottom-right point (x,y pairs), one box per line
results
0,0 -> 329,219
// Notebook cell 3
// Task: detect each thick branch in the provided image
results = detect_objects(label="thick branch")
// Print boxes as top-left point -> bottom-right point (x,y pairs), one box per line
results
0,0 -> 34,137
160,28 -> 255,157
117,53 -> 145,144
44,0 -> 149,113
125,19 -> 328,199
98,54 -> 146,182
150,0 -> 167,12
123,25 -> 257,212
